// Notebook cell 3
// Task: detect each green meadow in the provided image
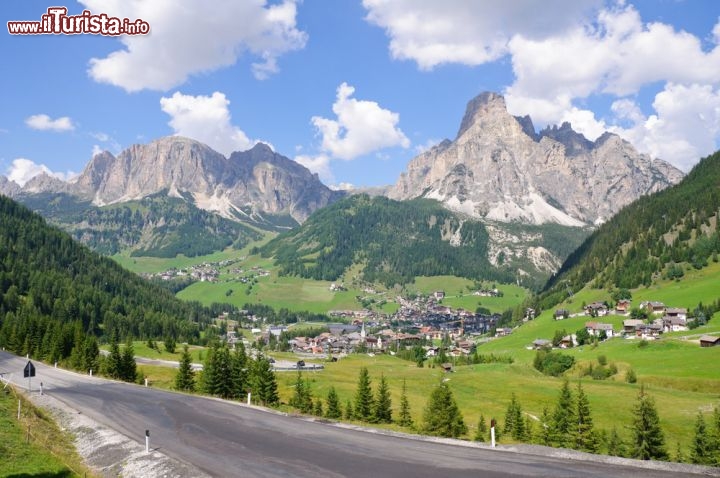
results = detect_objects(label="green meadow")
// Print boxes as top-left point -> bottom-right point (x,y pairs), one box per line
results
0,388 -> 94,477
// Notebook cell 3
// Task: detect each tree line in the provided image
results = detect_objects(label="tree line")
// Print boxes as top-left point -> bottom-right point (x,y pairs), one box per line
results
539,150 -> 720,310
278,368 -> 719,465
259,195 -> 516,287
0,195 -> 220,374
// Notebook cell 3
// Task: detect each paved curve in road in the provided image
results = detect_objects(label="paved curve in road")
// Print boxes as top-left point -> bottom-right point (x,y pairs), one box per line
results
0,351 -> 702,478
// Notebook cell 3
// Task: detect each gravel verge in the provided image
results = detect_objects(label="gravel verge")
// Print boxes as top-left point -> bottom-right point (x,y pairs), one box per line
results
26,391 -> 209,478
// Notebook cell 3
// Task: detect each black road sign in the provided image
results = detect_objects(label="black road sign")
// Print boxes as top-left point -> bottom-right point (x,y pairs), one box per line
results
23,361 -> 36,378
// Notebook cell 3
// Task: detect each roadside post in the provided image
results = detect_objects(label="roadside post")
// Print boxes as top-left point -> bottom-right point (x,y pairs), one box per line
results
145,429 -> 150,453
490,419 -> 496,448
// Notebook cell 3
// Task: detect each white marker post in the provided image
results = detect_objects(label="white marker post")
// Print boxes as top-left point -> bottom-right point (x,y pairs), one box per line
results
17,399 -> 21,420
144,377 -> 148,387
247,392 -> 251,405
145,429 -> 150,453
490,419 -> 496,448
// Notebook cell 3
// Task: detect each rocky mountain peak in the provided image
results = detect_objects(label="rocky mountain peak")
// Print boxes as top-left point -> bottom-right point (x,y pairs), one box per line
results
390,91 -> 684,228
455,92 -> 509,139
539,121 -> 593,156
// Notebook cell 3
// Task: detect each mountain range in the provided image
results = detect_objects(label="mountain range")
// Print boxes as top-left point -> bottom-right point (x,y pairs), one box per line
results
389,92 -> 683,227
0,92 -> 685,281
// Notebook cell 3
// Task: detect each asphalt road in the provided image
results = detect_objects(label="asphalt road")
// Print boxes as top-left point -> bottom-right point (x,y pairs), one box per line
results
0,351 -> 704,478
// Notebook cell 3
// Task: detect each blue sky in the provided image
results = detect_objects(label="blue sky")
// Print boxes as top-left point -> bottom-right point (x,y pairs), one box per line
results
1,1 -> 719,189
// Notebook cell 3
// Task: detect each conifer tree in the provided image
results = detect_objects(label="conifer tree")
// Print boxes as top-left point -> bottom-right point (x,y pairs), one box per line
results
175,344 -> 195,392
422,382 -> 467,438
398,379 -> 413,427
690,412 -> 712,465
344,399 -> 354,420
313,399 -> 324,417
354,367 -> 374,421
120,338 -> 137,382
504,393 -> 525,441
201,344 -> 217,394
230,345 -> 248,399
474,414 -> 487,442
212,346 -> 233,399
373,374 -> 392,423
325,386 -> 341,419
538,406 -> 552,446
252,354 -> 279,406
607,427 -> 627,457
290,371 -> 313,413
630,386 -> 668,460
551,380 -> 575,448
572,382 -> 598,452
105,332 -> 121,378
524,415 -> 534,443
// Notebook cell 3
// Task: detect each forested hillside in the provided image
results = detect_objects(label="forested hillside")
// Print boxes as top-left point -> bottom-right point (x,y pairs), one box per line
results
259,195 -> 515,286
0,195 -> 214,363
538,150 -> 720,309
19,191 -> 263,257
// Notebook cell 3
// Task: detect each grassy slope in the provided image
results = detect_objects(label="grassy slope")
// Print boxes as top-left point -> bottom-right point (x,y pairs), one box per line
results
1,389 -> 93,477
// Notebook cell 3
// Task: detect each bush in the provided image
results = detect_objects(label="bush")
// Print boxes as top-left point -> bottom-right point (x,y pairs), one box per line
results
534,350 -> 575,377
626,368 -> 638,384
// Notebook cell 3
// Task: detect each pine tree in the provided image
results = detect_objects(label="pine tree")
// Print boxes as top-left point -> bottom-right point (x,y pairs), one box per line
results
674,441 -> 685,463
572,382 -> 598,452
712,407 -> 720,466
397,379 -> 413,427
354,367 -> 374,421
201,344 -> 217,394
607,427 -> 627,457
344,399 -> 354,420
504,393 -> 525,441
230,345 -> 248,399
690,412 -> 713,465
422,382 -> 467,438
373,374 -> 392,423
105,332 -> 121,378
212,346 -> 233,398
474,414 -> 487,442
120,338 -> 137,382
524,415 -> 534,443
313,399 -> 324,417
538,406 -> 552,446
252,355 -> 279,406
290,371 -> 313,413
175,344 -> 195,392
325,386 -> 341,419
551,380 -> 575,448
631,386 -> 668,461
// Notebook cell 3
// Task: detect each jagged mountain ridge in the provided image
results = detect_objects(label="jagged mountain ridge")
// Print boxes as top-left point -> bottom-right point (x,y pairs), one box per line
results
389,92 -> 684,227
6,136 -> 342,226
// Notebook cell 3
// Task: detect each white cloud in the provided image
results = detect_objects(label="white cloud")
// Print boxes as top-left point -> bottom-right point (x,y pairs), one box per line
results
414,138 -> 442,154
330,182 -> 355,191
6,158 -> 75,186
295,154 -> 333,183
92,145 -> 104,157
90,132 -> 122,154
367,2 -> 720,170
363,0 -> 600,69
608,84 -> 720,171
160,91 -> 256,156
80,0 -> 307,91
312,83 -> 410,160
25,114 -> 74,132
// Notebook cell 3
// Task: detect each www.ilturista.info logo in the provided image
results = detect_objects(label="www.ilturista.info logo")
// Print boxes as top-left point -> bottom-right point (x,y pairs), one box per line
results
7,7 -> 150,36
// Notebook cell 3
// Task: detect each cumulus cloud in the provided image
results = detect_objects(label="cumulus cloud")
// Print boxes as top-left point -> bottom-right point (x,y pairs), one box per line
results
312,83 -> 410,160
6,159 -> 75,186
608,84 -> 720,171
366,1 -> 720,169
80,0 -> 307,91
295,154 -> 333,182
160,91 -> 256,156
25,114 -> 74,132
363,0 -> 600,69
